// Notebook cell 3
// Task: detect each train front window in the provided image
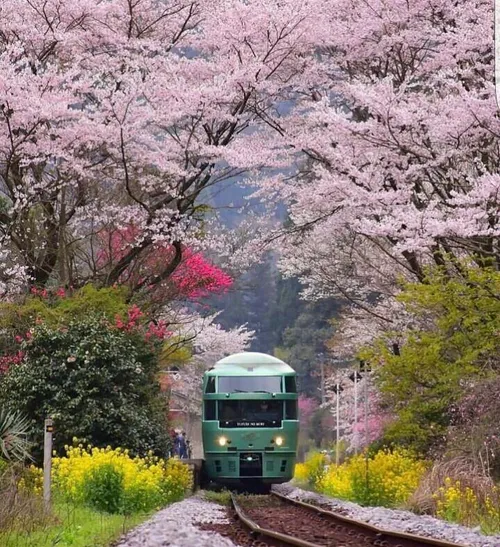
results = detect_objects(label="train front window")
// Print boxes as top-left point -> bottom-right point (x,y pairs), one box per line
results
205,376 -> 216,393
218,400 -> 283,427
204,400 -> 216,420
285,400 -> 298,419
218,376 -> 282,393
285,376 -> 297,393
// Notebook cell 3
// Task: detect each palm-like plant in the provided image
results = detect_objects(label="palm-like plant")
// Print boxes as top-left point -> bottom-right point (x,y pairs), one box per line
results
0,409 -> 33,462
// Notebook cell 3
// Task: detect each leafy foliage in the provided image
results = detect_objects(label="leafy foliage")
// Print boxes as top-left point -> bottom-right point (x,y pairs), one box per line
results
364,264 -> 500,454
0,285 -> 130,356
82,463 -> 124,514
0,409 -> 32,462
277,298 -> 340,397
0,316 -> 169,458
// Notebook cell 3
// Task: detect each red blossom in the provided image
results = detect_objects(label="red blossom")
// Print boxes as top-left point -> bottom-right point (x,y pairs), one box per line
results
171,249 -> 233,298
30,286 -> 67,300
114,305 -> 173,343
0,351 -> 25,373
114,315 -> 127,330
97,225 -> 232,300
127,305 -> 144,325
145,320 -> 172,340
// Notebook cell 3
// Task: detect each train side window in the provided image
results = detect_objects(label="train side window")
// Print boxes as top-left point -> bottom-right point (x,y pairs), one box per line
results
205,400 -> 216,420
285,400 -> 297,420
285,376 -> 296,393
205,377 -> 216,393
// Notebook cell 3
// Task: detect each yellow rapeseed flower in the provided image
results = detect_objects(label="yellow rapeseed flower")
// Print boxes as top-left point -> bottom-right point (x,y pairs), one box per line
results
38,444 -> 194,513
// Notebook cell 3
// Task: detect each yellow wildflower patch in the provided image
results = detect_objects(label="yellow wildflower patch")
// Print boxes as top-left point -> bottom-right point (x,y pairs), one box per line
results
295,448 -> 427,508
434,479 -> 500,533
24,445 -> 193,514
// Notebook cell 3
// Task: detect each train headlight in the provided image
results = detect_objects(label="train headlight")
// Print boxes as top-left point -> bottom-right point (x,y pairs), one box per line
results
218,436 -> 228,446
275,436 -> 284,447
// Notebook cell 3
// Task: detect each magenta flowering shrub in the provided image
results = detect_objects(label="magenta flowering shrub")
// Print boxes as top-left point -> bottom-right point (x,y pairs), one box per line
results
97,224 -> 233,303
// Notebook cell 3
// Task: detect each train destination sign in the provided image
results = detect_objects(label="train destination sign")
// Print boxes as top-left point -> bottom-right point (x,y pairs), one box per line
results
221,420 -> 281,428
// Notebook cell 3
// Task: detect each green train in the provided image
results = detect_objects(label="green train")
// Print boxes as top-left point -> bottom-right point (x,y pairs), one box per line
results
201,352 -> 299,487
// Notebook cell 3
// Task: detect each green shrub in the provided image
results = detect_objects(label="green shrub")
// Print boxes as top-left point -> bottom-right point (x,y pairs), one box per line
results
82,463 -> 125,514
0,316 -> 169,459
363,264 -> 500,455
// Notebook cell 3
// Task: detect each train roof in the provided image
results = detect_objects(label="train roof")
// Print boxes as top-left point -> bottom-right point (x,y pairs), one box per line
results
207,352 -> 295,375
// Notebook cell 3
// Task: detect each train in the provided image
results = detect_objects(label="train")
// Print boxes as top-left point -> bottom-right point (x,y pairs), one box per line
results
201,352 -> 299,488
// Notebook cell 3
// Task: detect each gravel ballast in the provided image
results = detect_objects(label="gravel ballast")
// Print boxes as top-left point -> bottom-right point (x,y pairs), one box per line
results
113,484 -> 500,547
114,494 -> 239,547
273,483 -> 500,547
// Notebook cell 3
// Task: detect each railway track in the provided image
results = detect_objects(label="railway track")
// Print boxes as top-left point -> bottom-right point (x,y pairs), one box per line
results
225,491 -> 467,547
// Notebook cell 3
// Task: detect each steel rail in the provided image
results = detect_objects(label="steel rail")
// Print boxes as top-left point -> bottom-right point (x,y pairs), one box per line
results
271,491 -> 466,547
230,493 -> 319,547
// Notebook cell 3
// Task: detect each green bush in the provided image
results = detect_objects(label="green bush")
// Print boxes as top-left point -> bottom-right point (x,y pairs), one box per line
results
0,285 -> 130,336
82,463 -> 125,514
362,263 -> 500,455
0,316 -> 169,459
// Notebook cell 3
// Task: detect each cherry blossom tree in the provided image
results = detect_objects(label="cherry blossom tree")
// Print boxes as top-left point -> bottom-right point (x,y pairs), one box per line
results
324,369 -> 386,452
264,0 -> 499,351
298,395 -> 317,425
163,310 -> 254,415
0,0 -> 324,295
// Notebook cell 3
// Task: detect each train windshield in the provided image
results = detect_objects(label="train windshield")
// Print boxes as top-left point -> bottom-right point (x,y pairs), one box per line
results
218,400 -> 283,428
218,376 -> 282,393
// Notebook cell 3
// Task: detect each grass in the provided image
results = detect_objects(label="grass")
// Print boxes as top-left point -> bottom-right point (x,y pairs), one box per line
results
0,500 -> 152,547
203,489 -> 232,506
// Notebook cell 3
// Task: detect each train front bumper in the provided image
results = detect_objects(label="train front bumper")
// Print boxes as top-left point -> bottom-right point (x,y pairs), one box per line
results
204,450 -> 296,481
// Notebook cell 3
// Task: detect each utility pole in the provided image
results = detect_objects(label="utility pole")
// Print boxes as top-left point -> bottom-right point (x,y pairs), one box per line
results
320,360 -> 325,405
359,361 -> 371,446
349,370 -> 363,454
332,382 -> 344,466
359,360 -> 371,494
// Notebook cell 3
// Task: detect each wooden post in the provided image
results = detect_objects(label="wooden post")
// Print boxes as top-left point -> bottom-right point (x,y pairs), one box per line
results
43,418 -> 53,510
